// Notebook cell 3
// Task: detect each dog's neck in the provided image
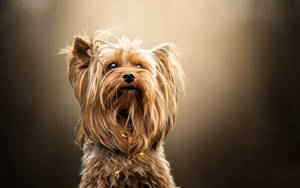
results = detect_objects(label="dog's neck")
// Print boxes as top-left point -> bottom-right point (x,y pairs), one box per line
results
83,141 -> 147,159
83,142 -> 121,155
83,128 -> 149,156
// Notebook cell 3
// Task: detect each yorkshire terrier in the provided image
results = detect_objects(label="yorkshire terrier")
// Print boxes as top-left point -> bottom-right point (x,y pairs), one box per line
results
61,31 -> 184,188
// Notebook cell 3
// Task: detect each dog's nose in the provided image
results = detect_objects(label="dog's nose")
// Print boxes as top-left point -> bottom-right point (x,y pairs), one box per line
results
123,72 -> 135,83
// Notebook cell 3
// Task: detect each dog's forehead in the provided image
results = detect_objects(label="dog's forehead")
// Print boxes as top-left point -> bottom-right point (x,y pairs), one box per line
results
99,44 -> 156,66
100,47 -> 115,57
123,49 -> 156,67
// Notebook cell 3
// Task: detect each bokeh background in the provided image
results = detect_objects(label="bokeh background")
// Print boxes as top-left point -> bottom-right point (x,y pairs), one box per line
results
1,0 -> 300,187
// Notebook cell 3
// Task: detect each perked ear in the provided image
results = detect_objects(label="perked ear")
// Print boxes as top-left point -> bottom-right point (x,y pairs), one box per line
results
152,43 -> 184,91
59,36 -> 93,102
72,36 -> 92,66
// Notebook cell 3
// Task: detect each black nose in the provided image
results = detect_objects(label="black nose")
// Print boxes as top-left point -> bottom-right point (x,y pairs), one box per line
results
123,72 -> 135,83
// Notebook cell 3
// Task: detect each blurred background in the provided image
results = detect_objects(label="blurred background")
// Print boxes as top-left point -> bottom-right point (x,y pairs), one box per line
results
1,0 -> 300,187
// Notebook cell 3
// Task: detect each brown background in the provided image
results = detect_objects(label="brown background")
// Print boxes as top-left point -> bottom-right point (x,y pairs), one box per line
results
1,0 -> 300,187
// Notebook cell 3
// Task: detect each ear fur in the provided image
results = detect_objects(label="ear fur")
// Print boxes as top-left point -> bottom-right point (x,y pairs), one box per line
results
59,36 -> 92,149
152,44 -> 184,149
152,44 -> 181,84
152,43 -> 184,98
59,36 -> 93,104
72,36 -> 92,67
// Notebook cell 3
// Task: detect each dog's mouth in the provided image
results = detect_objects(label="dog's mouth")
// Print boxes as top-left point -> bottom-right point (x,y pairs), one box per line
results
120,86 -> 137,91
115,85 -> 142,98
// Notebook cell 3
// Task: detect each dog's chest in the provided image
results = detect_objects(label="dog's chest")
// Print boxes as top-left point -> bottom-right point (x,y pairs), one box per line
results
80,144 -> 167,188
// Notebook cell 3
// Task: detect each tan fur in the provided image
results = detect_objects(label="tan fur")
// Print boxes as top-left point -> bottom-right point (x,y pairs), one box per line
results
60,31 -> 184,188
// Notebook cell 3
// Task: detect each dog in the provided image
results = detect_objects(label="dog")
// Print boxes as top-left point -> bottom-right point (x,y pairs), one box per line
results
60,31 -> 184,188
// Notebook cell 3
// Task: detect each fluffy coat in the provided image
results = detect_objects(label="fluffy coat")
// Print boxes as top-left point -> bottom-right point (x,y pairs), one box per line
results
61,31 -> 184,188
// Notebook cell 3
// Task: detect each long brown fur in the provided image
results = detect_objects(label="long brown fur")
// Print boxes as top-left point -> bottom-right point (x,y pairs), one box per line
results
60,31 -> 184,188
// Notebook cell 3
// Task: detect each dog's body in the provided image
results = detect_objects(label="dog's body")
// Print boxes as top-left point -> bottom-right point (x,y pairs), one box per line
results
61,31 -> 184,188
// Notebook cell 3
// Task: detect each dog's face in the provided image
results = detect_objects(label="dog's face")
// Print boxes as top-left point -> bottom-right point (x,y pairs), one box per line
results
62,32 -> 183,154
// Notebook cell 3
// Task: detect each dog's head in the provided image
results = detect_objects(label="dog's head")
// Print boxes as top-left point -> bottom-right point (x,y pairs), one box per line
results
61,31 -> 184,154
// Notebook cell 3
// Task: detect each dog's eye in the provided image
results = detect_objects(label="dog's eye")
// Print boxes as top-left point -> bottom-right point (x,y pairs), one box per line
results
108,62 -> 118,69
136,64 -> 143,68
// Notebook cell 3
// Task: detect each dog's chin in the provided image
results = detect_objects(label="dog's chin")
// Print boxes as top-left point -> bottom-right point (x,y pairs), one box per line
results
118,85 -> 141,97
120,85 -> 137,92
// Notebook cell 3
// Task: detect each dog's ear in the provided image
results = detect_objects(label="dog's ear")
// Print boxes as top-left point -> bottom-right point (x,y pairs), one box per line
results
152,43 -> 184,99
59,36 -> 92,76
72,36 -> 92,67
152,44 -> 181,85
152,44 -> 184,148
59,36 -> 93,102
